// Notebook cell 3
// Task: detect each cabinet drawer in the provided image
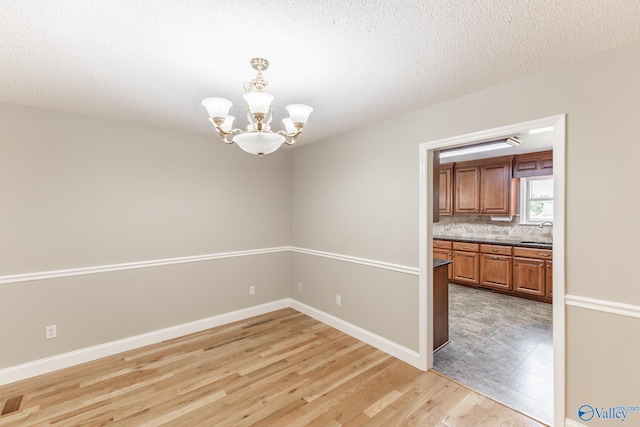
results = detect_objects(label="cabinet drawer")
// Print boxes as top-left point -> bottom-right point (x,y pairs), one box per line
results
513,247 -> 552,260
452,242 -> 479,252
480,244 -> 512,256
433,240 -> 452,249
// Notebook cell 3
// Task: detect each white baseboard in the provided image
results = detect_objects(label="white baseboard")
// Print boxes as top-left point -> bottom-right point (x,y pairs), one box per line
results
289,299 -> 421,369
565,418 -> 585,427
0,299 -> 289,386
0,298 -> 421,386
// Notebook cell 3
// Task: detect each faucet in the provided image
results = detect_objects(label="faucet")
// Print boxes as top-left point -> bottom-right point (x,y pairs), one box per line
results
539,220 -> 553,228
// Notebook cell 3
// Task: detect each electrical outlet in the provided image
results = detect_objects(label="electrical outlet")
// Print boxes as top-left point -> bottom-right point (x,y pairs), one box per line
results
249,285 -> 255,295
335,295 -> 341,306
45,325 -> 57,340
298,282 -> 302,291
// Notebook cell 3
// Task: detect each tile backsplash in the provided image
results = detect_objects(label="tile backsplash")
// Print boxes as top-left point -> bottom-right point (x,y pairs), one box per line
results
433,215 -> 552,243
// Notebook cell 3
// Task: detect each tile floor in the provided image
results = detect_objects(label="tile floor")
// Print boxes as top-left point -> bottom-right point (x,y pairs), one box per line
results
434,284 -> 553,425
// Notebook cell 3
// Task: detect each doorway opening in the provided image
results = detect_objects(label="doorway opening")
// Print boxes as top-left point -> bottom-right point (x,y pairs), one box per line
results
418,115 -> 565,426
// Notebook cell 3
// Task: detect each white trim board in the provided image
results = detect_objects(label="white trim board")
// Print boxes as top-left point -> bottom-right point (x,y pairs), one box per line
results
0,247 -> 289,285
0,298 -> 422,387
0,299 -> 289,386
288,299 -> 421,368
289,247 -> 419,276
565,419 -> 586,427
418,114 -> 567,427
565,295 -> 640,319
1,246 -> 418,286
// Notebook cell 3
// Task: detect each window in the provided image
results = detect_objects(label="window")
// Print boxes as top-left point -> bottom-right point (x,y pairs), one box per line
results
520,177 -> 553,224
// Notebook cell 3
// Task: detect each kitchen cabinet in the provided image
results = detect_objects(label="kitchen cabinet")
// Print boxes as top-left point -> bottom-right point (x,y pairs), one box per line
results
452,242 -> 479,285
454,157 -> 513,215
433,238 -> 552,302
433,240 -> 453,279
546,260 -> 553,300
453,163 -> 479,214
513,247 -> 553,297
433,259 -> 451,352
439,164 -> 453,216
513,150 -> 553,178
479,244 -> 512,290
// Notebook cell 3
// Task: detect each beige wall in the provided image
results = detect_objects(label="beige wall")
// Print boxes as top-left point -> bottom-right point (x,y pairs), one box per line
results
0,252 -> 289,368
289,252 -> 418,351
290,41 -> 640,424
3,39 -> 640,424
0,104 -> 290,368
0,104 -> 290,274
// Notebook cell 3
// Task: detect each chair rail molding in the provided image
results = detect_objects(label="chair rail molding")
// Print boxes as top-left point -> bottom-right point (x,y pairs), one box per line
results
565,294 -> 640,319
1,246 -> 419,286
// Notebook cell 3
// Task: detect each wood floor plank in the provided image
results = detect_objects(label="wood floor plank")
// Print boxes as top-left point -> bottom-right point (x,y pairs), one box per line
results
0,308 -> 547,426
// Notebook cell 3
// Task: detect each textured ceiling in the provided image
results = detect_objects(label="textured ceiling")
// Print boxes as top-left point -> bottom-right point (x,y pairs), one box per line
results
1,0 -> 640,145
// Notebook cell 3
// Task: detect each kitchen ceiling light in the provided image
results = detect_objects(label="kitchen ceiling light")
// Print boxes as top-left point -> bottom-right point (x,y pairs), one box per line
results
528,126 -> 554,135
202,58 -> 313,158
439,137 -> 520,159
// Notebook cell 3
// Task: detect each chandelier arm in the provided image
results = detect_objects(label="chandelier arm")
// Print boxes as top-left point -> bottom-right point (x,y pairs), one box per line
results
217,130 -> 234,145
265,105 -> 273,127
245,106 -> 255,128
277,130 -> 299,146
214,127 -> 244,145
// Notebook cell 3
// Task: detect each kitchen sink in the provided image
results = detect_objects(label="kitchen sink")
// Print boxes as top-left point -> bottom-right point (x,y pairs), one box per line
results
519,241 -> 552,246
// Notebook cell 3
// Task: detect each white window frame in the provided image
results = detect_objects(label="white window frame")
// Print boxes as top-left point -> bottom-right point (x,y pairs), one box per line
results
519,176 -> 554,224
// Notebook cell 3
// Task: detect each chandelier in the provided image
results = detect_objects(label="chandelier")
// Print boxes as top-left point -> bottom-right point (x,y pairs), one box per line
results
202,58 -> 313,158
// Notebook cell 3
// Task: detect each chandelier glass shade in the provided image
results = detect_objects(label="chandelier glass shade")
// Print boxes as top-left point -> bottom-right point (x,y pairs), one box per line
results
202,58 -> 313,158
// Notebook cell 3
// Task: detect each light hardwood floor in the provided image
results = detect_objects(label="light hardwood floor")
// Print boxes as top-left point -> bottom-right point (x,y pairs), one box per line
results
0,309 -> 545,426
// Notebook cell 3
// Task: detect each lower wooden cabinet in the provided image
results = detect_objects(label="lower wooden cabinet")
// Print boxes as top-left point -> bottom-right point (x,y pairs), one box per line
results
479,244 -> 512,290
546,260 -> 553,300
433,249 -> 453,279
513,257 -> 546,296
513,247 -> 553,298
433,240 -> 453,280
434,239 -> 552,302
433,262 -> 450,351
452,242 -> 479,285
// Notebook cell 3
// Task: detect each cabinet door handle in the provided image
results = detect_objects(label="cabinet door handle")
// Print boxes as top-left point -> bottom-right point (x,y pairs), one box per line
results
491,249 -> 499,252
541,253 -> 550,257
492,256 -> 498,260
462,246 -> 469,249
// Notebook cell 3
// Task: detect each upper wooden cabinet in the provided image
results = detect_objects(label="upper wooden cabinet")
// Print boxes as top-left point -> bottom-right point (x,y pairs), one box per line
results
454,157 -> 513,215
439,164 -> 453,216
513,150 -> 553,178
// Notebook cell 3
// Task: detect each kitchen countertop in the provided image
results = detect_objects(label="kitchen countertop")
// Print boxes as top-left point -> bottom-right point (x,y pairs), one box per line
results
433,236 -> 552,250
433,258 -> 453,268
